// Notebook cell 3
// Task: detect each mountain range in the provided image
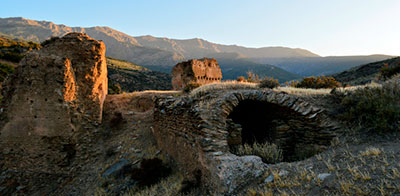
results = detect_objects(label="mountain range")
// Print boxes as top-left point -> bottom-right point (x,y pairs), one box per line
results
0,17 -> 395,81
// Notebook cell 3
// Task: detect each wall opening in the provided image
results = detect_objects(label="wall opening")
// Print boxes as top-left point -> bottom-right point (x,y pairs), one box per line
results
227,100 -> 330,163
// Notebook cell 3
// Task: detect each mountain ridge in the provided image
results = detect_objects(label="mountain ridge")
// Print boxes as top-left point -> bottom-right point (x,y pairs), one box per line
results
0,17 -> 319,61
0,17 -> 393,80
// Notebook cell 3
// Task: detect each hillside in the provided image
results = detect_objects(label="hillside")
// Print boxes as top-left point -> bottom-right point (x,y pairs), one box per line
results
332,57 -> 400,85
254,55 -> 393,77
217,58 -> 300,82
107,57 -> 171,92
0,35 -> 39,84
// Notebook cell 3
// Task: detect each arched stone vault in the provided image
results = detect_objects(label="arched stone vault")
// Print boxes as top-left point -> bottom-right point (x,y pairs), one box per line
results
153,89 -> 341,195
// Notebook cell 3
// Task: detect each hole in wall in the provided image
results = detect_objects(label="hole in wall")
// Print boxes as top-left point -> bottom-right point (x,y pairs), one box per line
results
226,100 -> 332,163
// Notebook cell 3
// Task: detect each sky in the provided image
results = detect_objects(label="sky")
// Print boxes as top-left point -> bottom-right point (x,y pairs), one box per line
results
1,0 -> 400,56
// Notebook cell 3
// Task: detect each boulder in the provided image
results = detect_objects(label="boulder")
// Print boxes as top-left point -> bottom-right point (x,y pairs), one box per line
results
171,58 -> 222,90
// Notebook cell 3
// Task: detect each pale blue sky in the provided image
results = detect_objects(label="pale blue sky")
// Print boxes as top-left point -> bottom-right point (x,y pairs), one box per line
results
1,0 -> 399,56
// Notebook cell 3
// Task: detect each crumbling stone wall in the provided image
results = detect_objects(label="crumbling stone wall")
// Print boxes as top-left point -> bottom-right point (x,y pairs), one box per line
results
171,58 -> 222,90
0,32 -> 107,173
153,89 -> 341,195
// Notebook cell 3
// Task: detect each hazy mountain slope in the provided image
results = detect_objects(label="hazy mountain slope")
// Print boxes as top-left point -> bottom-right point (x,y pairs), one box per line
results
217,58 -> 301,82
255,55 -> 393,77
332,57 -> 400,85
134,35 -> 320,59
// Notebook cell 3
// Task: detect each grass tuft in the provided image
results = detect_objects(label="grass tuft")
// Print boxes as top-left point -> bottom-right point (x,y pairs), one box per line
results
234,142 -> 283,164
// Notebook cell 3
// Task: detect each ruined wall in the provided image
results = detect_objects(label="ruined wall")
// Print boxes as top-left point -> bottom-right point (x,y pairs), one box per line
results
153,97 -> 212,184
171,58 -> 222,90
0,33 -> 107,172
153,89 -> 341,195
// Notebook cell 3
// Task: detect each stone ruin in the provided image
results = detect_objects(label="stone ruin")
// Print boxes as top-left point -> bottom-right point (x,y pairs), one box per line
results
0,32 -> 107,172
153,89 -> 341,194
171,58 -> 222,90
0,32 -> 343,195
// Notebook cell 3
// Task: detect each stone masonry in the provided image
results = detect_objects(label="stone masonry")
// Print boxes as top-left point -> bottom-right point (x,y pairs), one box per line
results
171,58 -> 222,90
153,89 -> 341,195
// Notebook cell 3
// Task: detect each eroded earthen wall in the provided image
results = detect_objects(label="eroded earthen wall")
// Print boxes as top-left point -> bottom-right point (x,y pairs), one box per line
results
171,58 -> 222,90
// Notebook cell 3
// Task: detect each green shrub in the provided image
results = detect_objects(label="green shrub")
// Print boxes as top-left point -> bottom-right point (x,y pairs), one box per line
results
379,63 -> 400,80
183,81 -> 202,93
235,142 -> 283,164
296,76 -> 341,89
339,78 -> 400,133
0,51 -> 24,63
258,77 -> 280,89
108,82 -> 122,94
0,63 -> 14,82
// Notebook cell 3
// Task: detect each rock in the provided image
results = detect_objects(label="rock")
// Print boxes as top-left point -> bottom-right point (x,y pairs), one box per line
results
171,58 -> 222,90
317,173 -> 331,181
101,159 -> 131,179
264,175 -> 274,183
278,169 -> 289,177
212,151 -> 223,156
16,185 -> 25,191
210,155 -> 265,194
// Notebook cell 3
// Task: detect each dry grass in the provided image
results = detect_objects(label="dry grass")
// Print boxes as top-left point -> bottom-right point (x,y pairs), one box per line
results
273,86 -> 332,95
235,142 -> 283,164
189,81 -> 258,98
123,173 -> 184,196
360,147 -> 382,156
244,143 -> 400,196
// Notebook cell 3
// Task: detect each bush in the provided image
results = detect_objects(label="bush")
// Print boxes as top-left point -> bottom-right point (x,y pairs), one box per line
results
339,79 -> 400,133
183,81 -> 202,93
285,80 -> 299,87
258,77 -> 280,89
246,71 -> 260,83
0,51 -> 24,63
379,63 -> 400,80
0,63 -> 14,82
40,36 -> 59,47
237,76 -> 246,82
235,142 -> 283,164
108,82 -> 122,94
296,76 -> 341,89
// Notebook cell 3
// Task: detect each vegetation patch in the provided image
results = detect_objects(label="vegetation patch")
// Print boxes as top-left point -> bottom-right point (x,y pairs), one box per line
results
296,76 -> 341,89
258,77 -> 280,89
0,62 -> 14,82
335,78 -> 400,133
234,142 -> 283,164
183,81 -> 202,93
379,63 -> 400,80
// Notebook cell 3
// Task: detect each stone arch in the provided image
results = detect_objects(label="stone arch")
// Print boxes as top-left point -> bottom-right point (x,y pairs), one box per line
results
217,91 -> 337,162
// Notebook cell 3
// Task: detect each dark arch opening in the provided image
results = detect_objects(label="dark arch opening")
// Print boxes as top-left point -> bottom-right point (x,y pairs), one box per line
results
227,100 -> 331,162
